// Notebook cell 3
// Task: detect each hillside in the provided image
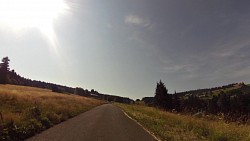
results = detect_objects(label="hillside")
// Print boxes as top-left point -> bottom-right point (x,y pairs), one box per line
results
142,82 -> 250,124
178,83 -> 250,101
0,56 -> 133,104
176,83 -> 246,98
0,84 -> 105,140
142,82 -> 249,102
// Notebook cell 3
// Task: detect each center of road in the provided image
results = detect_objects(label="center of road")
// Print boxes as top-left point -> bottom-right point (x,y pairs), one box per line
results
27,104 -> 157,141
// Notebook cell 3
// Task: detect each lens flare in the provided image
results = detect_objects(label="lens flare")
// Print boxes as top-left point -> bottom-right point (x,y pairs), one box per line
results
0,0 -> 69,53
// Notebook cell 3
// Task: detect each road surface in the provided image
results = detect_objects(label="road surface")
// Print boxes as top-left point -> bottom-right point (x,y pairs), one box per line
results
27,104 -> 157,141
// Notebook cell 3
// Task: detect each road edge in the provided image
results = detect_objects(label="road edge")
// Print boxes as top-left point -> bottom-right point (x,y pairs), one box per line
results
121,110 -> 161,141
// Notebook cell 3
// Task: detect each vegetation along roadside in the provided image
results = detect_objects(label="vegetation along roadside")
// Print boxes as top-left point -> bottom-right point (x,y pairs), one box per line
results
0,85 -> 105,140
116,103 -> 250,141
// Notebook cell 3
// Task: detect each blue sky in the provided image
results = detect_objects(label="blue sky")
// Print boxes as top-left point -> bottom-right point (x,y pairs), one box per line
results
1,0 -> 250,99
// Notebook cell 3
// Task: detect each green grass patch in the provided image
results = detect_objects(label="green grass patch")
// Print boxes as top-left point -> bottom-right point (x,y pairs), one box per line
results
115,103 -> 250,141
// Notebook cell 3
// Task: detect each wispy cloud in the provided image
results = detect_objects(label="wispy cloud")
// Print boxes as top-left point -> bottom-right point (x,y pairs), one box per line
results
212,39 -> 250,59
124,14 -> 150,27
163,64 -> 197,73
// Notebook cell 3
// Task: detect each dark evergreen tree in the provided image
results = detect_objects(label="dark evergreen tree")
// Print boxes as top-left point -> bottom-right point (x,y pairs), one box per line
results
0,57 -> 10,84
154,80 -> 172,109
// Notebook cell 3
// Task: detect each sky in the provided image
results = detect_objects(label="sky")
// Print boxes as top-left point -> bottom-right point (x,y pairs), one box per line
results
1,0 -> 250,100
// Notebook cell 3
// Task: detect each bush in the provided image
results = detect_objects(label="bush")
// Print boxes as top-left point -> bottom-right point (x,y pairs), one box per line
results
47,112 -> 61,124
40,117 -> 52,129
209,132 -> 230,141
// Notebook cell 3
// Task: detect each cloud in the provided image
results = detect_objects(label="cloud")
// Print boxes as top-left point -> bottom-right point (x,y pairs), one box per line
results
163,64 -> 196,73
124,14 -> 150,27
212,39 -> 250,59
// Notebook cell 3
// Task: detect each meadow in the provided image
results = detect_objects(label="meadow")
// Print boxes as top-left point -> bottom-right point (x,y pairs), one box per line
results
0,85 -> 105,140
116,103 -> 250,141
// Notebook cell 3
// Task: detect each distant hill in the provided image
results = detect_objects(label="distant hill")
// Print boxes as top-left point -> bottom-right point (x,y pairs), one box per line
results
142,82 -> 250,124
176,82 -> 250,100
142,82 -> 249,102
8,70 -> 133,103
175,83 -> 241,97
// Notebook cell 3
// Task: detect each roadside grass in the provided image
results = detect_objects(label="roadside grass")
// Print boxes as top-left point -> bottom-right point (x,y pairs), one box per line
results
116,103 -> 250,141
0,84 -> 105,140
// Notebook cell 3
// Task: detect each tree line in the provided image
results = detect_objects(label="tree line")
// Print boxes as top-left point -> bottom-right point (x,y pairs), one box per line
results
146,80 -> 250,124
0,57 -> 75,93
0,57 -> 133,104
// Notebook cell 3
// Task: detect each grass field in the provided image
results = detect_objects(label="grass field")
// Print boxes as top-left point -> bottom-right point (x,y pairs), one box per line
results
116,103 -> 250,141
181,84 -> 245,100
211,85 -> 242,96
0,84 -> 105,140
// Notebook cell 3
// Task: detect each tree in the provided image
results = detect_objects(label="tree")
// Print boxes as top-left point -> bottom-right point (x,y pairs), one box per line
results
173,94 -> 181,112
0,57 -> 10,84
142,97 -> 154,106
217,91 -> 230,113
52,85 -> 62,93
74,87 -> 90,97
208,95 -> 219,114
154,80 -> 172,109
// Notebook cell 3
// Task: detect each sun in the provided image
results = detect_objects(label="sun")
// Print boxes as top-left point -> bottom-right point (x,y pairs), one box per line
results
0,0 -> 69,52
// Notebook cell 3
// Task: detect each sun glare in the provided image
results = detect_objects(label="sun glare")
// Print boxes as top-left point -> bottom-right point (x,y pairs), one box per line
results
0,0 -> 69,52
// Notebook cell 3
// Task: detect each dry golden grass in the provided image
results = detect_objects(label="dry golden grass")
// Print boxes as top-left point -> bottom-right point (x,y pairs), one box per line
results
116,103 -> 250,141
0,84 -> 105,140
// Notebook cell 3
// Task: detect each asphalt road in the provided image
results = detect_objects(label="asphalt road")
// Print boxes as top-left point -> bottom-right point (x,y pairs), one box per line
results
27,104 -> 157,141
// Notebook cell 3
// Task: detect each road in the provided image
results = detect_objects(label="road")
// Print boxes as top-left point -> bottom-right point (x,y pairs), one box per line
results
27,104 -> 157,141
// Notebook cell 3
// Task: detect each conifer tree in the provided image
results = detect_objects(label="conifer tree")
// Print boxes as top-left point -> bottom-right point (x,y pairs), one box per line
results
154,80 -> 172,109
0,57 -> 10,84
